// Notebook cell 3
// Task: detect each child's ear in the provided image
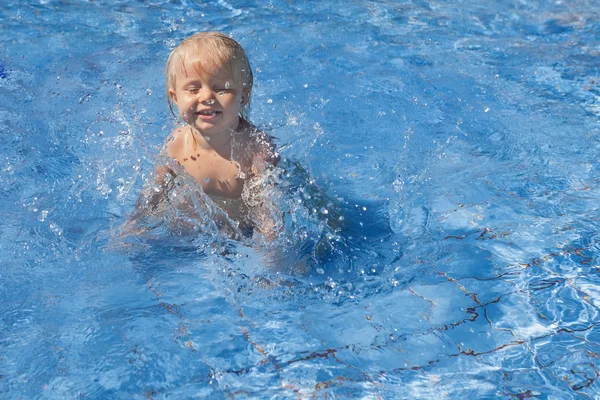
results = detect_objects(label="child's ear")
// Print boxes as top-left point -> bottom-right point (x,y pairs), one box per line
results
240,89 -> 250,106
168,89 -> 178,104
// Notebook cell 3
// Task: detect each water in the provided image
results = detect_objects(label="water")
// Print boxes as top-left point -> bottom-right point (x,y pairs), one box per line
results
1,0 -> 599,398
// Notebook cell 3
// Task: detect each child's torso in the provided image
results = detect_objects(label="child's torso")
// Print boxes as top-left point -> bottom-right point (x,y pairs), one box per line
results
179,145 -> 246,198
167,126 -> 254,199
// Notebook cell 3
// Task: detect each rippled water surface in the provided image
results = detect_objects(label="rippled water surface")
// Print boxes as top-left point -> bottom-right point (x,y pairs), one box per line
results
1,0 -> 600,398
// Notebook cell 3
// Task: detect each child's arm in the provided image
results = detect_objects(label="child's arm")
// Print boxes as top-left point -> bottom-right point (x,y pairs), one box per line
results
115,160 -> 177,239
244,132 -> 283,240
126,129 -> 185,225
133,164 -> 176,214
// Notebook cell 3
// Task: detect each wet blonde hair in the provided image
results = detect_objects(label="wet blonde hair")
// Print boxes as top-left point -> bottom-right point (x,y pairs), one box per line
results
166,31 -> 253,120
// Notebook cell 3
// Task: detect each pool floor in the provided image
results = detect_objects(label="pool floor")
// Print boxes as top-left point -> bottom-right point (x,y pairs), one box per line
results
1,0 -> 600,398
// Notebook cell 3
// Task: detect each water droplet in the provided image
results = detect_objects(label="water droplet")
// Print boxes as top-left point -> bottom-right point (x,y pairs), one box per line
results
204,177 -> 210,183
316,268 -> 325,275
218,91 -> 225,97
320,207 -> 329,215
225,81 -> 230,89
267,99 -> 273,104
303,83 -> 308,88
49,223 -> 63,236
38,210 -> 48,222
146,89 -> 152,95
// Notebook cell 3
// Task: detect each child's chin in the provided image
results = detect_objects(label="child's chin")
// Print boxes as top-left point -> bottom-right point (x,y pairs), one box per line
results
195,126 -> 224,137
196,122 -> 237,136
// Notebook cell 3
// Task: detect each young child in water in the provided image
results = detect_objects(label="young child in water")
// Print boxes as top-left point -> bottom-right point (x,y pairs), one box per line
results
134,32 -> 281,239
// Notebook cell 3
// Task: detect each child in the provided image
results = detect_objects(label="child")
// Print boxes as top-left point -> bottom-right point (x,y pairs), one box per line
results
134,32 -> 281,239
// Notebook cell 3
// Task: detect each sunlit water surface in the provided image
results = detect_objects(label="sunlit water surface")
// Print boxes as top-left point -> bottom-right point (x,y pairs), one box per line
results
1,0 -> 600,398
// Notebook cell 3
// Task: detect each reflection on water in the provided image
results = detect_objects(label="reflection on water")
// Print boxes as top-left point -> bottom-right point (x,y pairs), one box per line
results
0,0 -> 599,398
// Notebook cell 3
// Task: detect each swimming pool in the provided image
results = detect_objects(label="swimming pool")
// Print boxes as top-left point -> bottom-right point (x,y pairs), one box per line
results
1,0 -> 599,397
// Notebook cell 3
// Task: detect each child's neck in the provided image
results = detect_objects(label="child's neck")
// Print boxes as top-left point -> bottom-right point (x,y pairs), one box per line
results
193,130 -> 231,156
191,119 -> 242,157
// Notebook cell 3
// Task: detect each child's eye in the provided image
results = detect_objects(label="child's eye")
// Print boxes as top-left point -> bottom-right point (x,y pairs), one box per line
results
214,83 -> 233,93
187,88 -> 200,94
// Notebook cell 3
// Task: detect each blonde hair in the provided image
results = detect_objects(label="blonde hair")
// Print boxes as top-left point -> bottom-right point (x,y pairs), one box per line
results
165,32 -> 253,120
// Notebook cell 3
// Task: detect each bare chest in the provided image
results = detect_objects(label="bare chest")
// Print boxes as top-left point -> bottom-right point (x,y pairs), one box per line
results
178,148 -> 245,198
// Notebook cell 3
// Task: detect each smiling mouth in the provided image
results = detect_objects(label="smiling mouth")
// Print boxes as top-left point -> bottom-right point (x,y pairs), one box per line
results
197,110 -> 220,116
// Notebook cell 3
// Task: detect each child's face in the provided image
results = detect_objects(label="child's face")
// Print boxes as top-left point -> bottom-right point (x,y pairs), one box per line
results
169,58 -> 247,137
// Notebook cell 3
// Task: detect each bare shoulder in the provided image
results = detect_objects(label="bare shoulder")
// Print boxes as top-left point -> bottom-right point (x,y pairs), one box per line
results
248,127 -> 280,166
165,127 -> 187,159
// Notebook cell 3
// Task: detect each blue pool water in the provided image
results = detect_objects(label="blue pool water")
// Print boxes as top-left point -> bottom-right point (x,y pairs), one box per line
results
1,0 -> 600,397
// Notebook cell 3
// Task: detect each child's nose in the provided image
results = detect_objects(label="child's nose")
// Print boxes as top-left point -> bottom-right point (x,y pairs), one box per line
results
199,88 -> 215,104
